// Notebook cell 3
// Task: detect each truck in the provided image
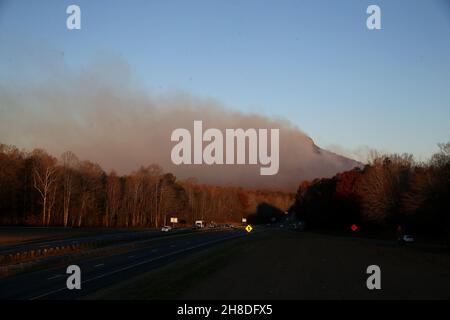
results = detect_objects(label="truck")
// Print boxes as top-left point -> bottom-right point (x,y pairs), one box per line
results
194,220 -> 205,229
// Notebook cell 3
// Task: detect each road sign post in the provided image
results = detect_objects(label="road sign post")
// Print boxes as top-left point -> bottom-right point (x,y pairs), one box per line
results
170,217 -> 178,228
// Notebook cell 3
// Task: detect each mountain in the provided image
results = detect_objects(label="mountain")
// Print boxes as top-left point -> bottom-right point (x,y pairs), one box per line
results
165,123 -> 361,190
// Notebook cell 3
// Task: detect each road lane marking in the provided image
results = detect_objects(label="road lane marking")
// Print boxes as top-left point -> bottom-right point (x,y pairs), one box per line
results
128,255 -> 135,259
47,274 -> 64,280
94,263 -> 104,268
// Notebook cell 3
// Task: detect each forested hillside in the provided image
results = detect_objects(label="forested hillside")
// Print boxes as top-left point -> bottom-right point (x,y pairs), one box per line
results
292,142 -> 450,238
0,144 -> 294,227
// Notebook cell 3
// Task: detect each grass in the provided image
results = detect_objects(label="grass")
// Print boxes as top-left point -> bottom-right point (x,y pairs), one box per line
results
89,229 -> 450,300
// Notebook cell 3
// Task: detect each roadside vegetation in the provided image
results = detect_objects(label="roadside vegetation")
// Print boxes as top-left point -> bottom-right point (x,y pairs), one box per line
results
1,140 -> 448,242
0,143 -> 293,228
292,141 -> 450,241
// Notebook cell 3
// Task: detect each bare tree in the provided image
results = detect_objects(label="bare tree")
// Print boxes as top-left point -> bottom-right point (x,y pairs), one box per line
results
105,171 -> 121,227
158,173 -> 186,226
76,161 -> 103,227
32,150 -> 57,226
356,154 -> 413,223
61,151 -> 79,227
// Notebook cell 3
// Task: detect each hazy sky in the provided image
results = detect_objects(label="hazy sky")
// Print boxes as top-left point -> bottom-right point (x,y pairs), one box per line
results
1,0 -> 449,161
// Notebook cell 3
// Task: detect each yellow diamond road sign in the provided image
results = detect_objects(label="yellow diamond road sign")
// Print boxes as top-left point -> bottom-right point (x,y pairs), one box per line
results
245,225 -> 253,233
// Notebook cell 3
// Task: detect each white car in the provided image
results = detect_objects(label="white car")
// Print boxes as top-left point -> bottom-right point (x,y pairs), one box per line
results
399,235 -> 415,243
161,226 -> 172,232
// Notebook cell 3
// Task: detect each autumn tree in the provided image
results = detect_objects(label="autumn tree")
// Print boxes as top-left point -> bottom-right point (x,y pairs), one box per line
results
0,143 -> 296,228
0,144 -> 25,224
75,161 -> 105,227
355,154 -> 413,225
157,173 -> 187,226
105,170 -> 121,227
403,142 -> 450,235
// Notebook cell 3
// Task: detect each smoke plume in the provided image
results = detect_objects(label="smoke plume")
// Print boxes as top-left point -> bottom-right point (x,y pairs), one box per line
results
0,55 -> 360,190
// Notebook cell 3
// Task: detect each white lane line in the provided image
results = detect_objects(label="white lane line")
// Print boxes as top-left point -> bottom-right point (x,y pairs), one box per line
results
47,274 -> 64,280
128,255 -> 135,259
30,232 -> 248,300
94,263 -> 104,268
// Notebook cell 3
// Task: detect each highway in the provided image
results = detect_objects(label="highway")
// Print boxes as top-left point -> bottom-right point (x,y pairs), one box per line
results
0,227 -> 187,256
0,228 -> 249,300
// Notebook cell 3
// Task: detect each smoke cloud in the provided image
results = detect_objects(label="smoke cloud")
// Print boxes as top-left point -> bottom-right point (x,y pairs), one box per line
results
0,55 -> 359,190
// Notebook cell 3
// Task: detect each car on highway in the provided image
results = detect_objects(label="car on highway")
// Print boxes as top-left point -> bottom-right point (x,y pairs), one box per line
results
292,221 -> 305,231
398,234 -> 415,244
161,226 -> 172,232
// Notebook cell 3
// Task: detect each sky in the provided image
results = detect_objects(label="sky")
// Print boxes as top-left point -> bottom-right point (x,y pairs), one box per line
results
0,0 -> 449,161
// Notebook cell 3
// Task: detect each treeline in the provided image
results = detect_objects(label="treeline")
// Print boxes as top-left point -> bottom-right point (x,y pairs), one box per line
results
292,142 -> 450,237
0,144 -> 294,227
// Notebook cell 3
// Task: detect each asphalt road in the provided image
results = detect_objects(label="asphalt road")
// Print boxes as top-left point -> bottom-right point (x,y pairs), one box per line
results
3,226 -> 449,300
0,228 -> 248,300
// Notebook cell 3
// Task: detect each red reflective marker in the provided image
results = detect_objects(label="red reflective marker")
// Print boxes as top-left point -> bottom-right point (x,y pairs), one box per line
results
351,224 -> 358,232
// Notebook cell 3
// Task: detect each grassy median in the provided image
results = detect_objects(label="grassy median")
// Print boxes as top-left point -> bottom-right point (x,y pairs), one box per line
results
89,230 -> 450,300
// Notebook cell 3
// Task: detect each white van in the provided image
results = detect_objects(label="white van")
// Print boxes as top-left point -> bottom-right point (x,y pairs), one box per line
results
195,220 -> 204,228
